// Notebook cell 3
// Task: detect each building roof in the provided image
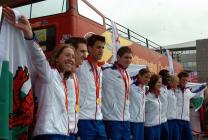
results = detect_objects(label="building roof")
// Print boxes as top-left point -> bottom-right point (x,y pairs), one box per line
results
164,41 -> 196,49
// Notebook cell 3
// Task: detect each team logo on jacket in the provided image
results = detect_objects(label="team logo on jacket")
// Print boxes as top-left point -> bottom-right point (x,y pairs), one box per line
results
117,76 -> 122,79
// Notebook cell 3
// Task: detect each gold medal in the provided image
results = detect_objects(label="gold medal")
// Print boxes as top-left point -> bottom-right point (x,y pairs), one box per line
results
96,98 -> 101,105
75,104 -> 80,112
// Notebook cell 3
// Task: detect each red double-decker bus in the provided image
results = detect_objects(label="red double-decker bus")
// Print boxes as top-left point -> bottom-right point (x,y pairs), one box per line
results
1,0 -> 182,73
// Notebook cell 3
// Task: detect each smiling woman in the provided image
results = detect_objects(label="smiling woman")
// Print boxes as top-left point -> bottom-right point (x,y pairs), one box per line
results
49,45 -> 75,75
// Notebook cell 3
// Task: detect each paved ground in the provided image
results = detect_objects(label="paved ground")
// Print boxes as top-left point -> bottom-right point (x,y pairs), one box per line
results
198,137 -> 208,140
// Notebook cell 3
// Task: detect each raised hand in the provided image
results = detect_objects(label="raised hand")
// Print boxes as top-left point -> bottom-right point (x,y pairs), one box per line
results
3,7 -> 33,39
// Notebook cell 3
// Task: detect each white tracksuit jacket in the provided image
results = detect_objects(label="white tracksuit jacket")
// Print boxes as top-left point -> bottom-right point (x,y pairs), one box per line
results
129,76 -> 146,123
160,85 -> 169,123
167,89 -> 177,120
175,87 -> 196,121
76,60 -> 103,120
102,64 -> 131,121
25,39 -> 77,136
145,92 -> 162,127
67,74 -> 79,134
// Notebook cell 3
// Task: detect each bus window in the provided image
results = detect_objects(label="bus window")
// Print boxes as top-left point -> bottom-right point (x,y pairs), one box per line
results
14,4 -> 31,19
77,0 -> 103,25
31,0 -> 68,18
14,0 -> 68,19
33,27 -> 56,52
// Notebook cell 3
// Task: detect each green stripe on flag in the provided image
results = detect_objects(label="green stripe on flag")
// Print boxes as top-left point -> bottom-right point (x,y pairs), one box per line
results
192,97 -> 203,111
0,61 -> 13,139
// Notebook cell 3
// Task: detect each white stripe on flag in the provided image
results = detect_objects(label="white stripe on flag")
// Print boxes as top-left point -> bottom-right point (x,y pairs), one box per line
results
110,20 -> 121,63
166,49 -> 174,75
0,6 -> 2,28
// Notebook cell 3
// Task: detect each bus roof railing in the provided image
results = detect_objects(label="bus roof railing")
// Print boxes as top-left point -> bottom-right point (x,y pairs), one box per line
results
105,17 -> 167,54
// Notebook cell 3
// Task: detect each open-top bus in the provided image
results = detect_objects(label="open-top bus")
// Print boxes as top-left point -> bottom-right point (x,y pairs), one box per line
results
1,0 -> 182,73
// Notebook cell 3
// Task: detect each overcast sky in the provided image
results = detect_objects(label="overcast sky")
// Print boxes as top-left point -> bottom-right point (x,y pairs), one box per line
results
87,0 -> 208,46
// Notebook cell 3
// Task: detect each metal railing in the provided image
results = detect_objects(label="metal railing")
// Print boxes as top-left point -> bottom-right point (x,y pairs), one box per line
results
105,17 -> 166,54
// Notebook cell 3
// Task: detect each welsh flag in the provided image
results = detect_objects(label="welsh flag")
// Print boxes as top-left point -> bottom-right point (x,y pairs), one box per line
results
187,82 -> 207,111
0,13 -> 34,140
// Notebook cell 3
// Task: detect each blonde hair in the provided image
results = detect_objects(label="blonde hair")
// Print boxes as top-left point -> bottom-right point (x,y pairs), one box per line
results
169,75 -> 179,84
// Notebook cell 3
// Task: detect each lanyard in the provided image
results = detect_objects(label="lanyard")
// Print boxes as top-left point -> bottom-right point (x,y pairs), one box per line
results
116,64 -> 130,100
73,74 -> 80,112
62,79 -> 70,134
62,79 -> 69,113
88,60 -> 101,105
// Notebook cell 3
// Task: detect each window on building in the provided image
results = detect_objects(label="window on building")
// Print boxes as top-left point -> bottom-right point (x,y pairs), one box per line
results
192,62 -> 196,67
183,50 -> 189,54
180,49 -> 196,55
172,51 -> 182,62
187,62 -> 193,67
183,62 -> 188,67
190,49 -> 196,54
183,61 -> 196,70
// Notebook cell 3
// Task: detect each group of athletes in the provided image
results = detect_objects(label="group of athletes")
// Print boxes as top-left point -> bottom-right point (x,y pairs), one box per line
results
3,6 -> 208,140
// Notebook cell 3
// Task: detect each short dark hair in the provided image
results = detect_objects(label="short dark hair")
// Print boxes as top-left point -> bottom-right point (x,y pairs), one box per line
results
87,34 -> 105,47
148,74 -> 161,90
139,68 -> 150,76
65,37 -> 86,50
117,46 -> 132,57
178,71 -> 189,79
159,69 -> 169,77
159,69 -> 170,85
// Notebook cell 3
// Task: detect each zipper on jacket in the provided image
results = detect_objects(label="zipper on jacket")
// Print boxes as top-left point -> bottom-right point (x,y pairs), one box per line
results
181,92 -> 184,119
158,98 -> 161,124
72,111 -> 77,133
62,80 -> 70,135
142,93 -> 145,122
123,97 -> 126,121
95,102 -> 98,120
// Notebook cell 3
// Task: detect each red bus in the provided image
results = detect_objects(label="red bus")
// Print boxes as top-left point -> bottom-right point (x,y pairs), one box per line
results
1,0 -> 182,73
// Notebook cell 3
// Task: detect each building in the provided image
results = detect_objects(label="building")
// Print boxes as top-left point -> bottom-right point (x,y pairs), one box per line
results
164,39 -> 208,83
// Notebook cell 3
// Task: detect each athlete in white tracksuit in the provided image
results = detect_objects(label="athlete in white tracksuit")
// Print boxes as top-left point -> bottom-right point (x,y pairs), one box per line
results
175,71 -> 196,140
129,68 -> 150,140
63,37 -> 88,137
159,69 -> 170,140
30,44 -> 77,140
144,74 -> 162,140
76,34 -> 107,140
167,75 -> 180,140
102,47 -> 132,140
